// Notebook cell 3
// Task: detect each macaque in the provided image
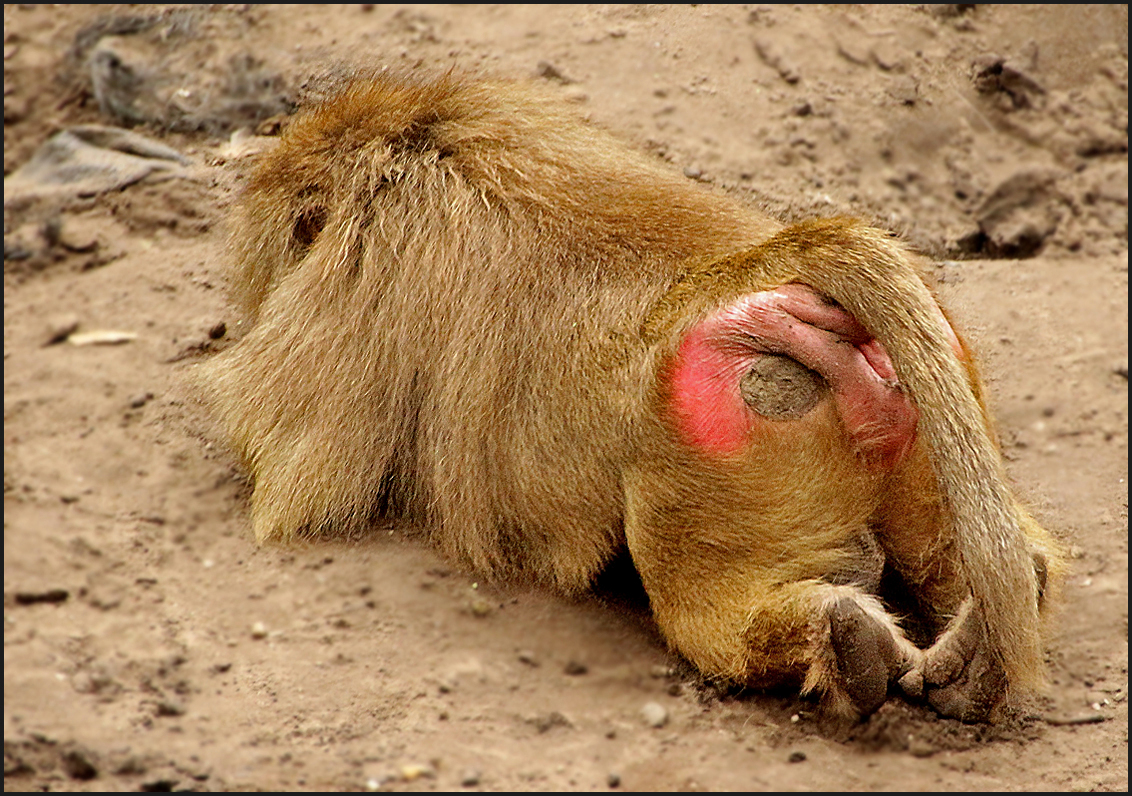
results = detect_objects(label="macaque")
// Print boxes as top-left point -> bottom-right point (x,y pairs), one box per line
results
199,71 -> 1062,722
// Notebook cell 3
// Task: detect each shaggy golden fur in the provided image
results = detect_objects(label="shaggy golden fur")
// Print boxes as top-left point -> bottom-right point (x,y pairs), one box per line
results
199,71 -> 1062,721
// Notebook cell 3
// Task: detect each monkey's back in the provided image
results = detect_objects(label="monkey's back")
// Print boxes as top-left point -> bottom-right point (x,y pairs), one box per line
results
203,72 -> 777,589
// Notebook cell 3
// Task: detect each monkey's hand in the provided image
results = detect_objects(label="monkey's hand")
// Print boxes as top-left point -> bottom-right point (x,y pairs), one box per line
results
917,598 -> 1007,722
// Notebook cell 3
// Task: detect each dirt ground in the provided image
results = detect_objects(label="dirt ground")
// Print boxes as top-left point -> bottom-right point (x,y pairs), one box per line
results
3,4 -> 1128,792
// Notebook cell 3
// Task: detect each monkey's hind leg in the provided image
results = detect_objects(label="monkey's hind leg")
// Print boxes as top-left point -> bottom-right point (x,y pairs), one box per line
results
752,579 -> 924,719
624,472 -> 923,719
624,389 -> 923,720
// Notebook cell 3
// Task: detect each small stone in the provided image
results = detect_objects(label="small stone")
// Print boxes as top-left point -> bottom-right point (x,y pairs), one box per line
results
250,621 -> 268,639
754,36 -> 801,83
460,768 -> 481,786
561,86 -> 589,103
532,711 -> 572,733
72,671 -> 97,693
128,391 -> 154,409
111,754 -> 149,776
788,750 -> 807,763
469,597 -> 492,616
400,763 -> 435,781
61,746 -> 98,780
207,321 -> 227,339
187,763 -> 211,781
155,699 -> 185,717
72,669 -> 114,695
536,60 -> 573,84
140,778 -> 179,791
640,701 -> 668,728
57,221 -> 99,253
42,314 -> 80,346
835,36 -> 872,66
564,659 -> 588,675
517,650 -> 539,666
607,772 -> 621,788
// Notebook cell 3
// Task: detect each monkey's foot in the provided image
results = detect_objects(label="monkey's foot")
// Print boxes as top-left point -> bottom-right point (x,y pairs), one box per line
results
920,598 -> 1007,722
804,592 -> 922,719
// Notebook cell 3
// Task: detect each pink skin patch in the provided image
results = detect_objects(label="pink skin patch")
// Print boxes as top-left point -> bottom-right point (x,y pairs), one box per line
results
668,284 -> 962,470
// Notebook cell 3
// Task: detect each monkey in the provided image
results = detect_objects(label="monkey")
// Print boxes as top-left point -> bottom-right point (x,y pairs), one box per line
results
197,71 -> 1063,722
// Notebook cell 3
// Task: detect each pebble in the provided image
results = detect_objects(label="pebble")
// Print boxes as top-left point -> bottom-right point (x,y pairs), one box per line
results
61,745 -> 98,780
250,621 -> 268,639
788,750 -> 807,763
72,669 -> 114,695
128,391 -> 155,409
400,762 -> 435,780
42,314 -> 80,346
531,710 -> 571,733
460,768 -> 482,786
607,772 -> 621,788
640,701 -> 668,728
536,60 -> 573,84
561,86 -> 589,103
56,220 -> 99,253
564,659 -> 588,675
155,699 -> 185,717
517,649 -> 539,666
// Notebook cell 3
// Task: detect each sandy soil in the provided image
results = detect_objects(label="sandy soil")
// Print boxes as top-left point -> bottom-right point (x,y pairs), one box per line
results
3,4 -> 1127,791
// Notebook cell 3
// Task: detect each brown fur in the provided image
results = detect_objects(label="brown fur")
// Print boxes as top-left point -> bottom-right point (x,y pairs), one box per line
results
198,71 -> 1063,721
